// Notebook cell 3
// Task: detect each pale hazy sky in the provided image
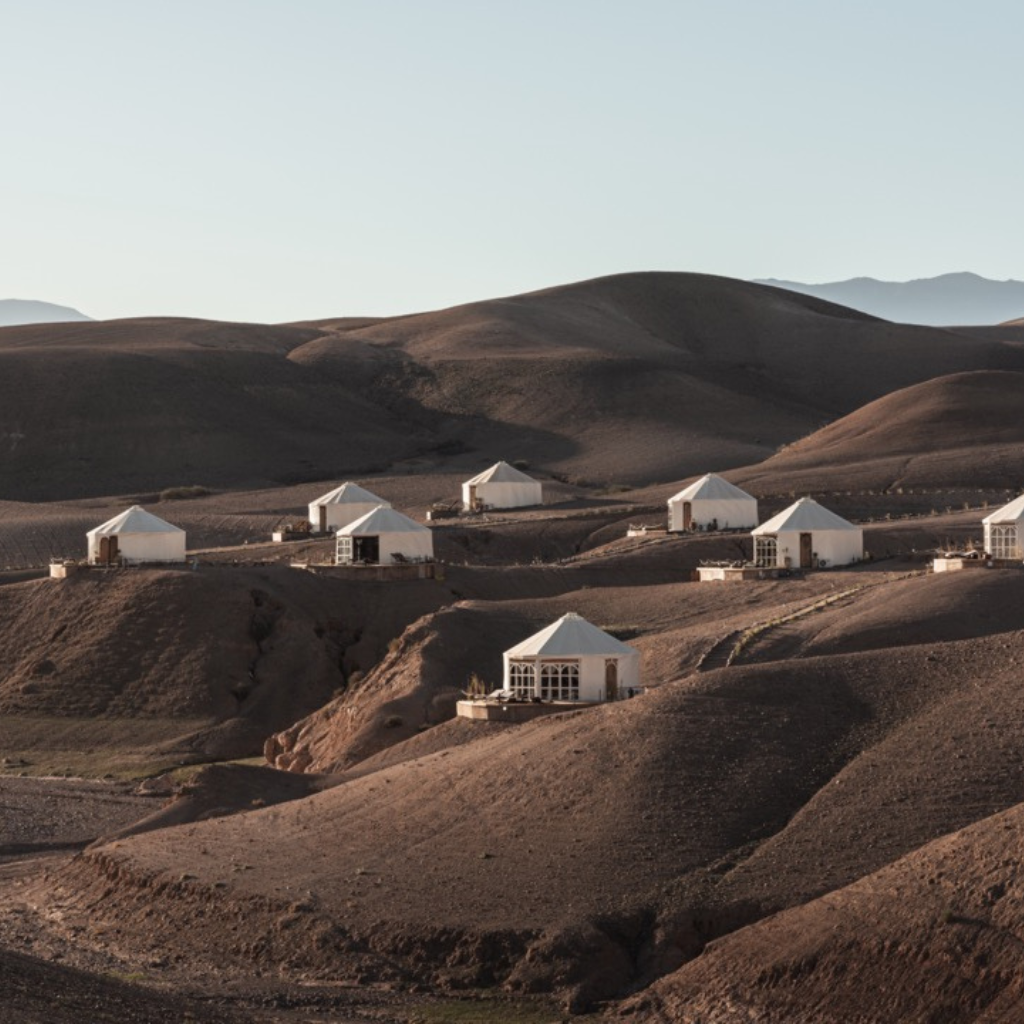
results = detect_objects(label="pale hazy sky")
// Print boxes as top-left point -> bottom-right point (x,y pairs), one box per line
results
2,1 -> 1021,323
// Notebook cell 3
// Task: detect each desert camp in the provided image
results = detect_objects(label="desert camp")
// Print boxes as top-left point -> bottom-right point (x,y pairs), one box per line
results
4,5 -> 1024,1017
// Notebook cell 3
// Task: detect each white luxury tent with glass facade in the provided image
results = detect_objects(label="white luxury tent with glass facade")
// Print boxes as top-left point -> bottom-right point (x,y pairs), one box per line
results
503,612 -> 641,703
983,493 -> 1024,560
334,506 -> 433,566
667,473 -> 758,532
86,506 -> 187,565
462,461 -> 543,511
308,482 -> 390,533
751,498 -> 863,570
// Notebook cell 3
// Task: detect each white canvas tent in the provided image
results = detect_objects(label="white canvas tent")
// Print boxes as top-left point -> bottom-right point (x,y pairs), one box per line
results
86,506 -> 186,565
667,473 -> 758,532
503,612 -> 641,702
462,461 -> 542,511
751,497 -> 862,569
308,482 -> 390,533
335,505 -> 433,565
982,492 -> 1024,560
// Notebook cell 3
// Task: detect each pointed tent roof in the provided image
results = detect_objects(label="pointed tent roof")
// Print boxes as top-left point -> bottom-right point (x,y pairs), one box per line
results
983,492 -> 1024,524
753,497 -> 858,535
88,506 -> 184,536
669,473 -> 755,504
464,461 -> 538,486
505,612 -> 638,659
337,505 -> 429,536
311,482 -> 389,507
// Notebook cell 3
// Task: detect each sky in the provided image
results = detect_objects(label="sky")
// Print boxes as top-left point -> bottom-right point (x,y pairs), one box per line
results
2,0 -> 1022,323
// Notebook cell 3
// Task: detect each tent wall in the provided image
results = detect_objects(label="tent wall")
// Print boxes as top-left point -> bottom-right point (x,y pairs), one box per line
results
373,530 -> 434,565
308,500 -> 382,532
463,480 -> 542,511
667,497 -> 758,532
765,528 -> 863,568
87,531 -> 186,565
502,651 -> 640,701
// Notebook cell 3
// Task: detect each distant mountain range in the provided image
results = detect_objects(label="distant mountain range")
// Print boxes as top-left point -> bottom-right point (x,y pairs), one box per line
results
0,299 -> 92,327
755,272 -> 1024,327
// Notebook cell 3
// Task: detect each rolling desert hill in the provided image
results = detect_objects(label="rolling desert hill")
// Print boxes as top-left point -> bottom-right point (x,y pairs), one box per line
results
757,271 -> 1024,326
10,271 -> 1024,1021
0,565 -> 450,773
732,369 -> 1024,493
622,801 -> 1024,1023
5,273 -> 1024,501
22,567 -> 1024,1014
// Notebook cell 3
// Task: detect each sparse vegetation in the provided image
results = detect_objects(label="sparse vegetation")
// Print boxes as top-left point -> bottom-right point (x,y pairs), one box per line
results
158,485 -> 211,501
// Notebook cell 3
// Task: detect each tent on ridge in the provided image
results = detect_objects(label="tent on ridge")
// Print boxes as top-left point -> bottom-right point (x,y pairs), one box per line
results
308,482 -> 390,533
667,473 -> 758,532
335,506 -> 433,566
503,612 -> 641,702
86,506 -> 186,565
462,461 -> 542,511
751,497 -> 862,570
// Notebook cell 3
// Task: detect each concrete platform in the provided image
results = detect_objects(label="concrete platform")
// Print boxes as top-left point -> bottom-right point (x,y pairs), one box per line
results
697,565 -> 784,582
932,557 -> 1020,573
456,699 -> 591,722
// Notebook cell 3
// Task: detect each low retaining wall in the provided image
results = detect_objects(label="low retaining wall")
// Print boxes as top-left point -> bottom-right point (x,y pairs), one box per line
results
697,566 -> 782,582
293,562 -> 438,581
456,700 -> 591,722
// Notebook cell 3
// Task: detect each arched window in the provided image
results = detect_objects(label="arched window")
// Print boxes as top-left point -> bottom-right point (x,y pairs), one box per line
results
990,524 -> 1020,560
508,661 -> 535,699
754,535 -> 777,567
540,661 -> 580,701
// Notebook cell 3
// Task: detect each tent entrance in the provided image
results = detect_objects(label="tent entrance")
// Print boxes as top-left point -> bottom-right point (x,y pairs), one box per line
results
318,506 -> 327,533
682,501 -> 692,531
353,535 -> 380,564
799,532 -> 813,568
99,535 -> 119,564
605,659 -> 619,701
467,485 -> 480,511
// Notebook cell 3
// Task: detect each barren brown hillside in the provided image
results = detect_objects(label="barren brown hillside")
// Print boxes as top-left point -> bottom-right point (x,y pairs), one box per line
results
622,801 -> 1024,1023
9,273 -> 1024,1021
0,566 -> 449,769
3,568 -> 1019,1015
734,369 -> 1024,493
5,273 -> 1024,501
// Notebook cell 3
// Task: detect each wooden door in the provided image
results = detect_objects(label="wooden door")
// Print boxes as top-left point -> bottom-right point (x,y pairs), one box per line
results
99,535 -> 119,563
319,506 -> 327,533
800,532 -> 813,568
605,660 -> 618,701
682,501 -> 692,531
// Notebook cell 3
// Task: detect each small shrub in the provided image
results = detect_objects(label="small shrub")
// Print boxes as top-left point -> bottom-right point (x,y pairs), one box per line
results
383,714 -> 404,729
511,459 -> 530,470
159,485 -> 211,501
